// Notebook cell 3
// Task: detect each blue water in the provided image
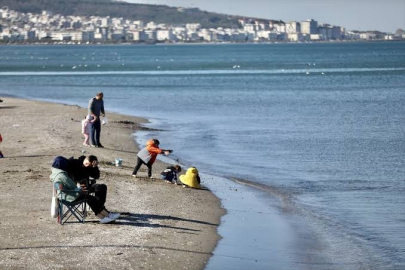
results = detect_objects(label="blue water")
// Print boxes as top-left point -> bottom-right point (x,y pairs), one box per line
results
1,42 -> 405,269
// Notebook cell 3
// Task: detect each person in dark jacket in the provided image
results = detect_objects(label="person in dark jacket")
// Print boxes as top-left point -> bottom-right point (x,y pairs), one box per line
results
160,165 -> 181,184
67,155 -> 108,207
67,155 -> 100,184
88,92 -> 105,148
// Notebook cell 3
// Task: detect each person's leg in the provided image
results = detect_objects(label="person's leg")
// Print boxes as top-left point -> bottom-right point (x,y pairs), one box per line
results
90,120 -> 98,146
132,157 -> 145,175
92,184 -> 107,206
146,162 -> 153,178
75,194 -> 104,215
83,133 -> 89,145
94,119 -> 101,146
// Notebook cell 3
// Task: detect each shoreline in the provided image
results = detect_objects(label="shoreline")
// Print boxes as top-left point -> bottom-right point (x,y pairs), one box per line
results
0,97 -> 225,269
0,39 -> 403,47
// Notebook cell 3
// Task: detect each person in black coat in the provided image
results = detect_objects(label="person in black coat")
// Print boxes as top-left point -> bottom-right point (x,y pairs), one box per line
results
67,155 -> 107,207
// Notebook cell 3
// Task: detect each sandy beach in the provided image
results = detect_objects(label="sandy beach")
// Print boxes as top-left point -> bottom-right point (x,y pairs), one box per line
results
0,97 -> 225,269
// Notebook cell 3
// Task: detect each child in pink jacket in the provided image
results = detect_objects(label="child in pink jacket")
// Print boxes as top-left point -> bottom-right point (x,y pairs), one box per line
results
81,115 -> 94,146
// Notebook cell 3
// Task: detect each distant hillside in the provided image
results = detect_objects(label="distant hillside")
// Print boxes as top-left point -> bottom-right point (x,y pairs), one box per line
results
396,29 -> 405,36
0,0 -> 242,28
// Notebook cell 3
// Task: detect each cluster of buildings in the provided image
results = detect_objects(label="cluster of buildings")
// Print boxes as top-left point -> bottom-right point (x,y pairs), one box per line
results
0,7 -> 403,44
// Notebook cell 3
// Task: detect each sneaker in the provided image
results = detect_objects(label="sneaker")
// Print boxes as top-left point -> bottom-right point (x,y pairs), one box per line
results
131,174 -> 137,178
83,143 -> 90,146
108,212 -> 121,220
97,143 -> 104,148
90,144 -> 97,148
100,216 -> 116,224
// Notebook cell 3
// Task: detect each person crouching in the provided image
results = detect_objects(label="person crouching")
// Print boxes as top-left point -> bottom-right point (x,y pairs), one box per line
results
131,139 -> 172,179
179,167 -> 201,189
160,165 -> 181,184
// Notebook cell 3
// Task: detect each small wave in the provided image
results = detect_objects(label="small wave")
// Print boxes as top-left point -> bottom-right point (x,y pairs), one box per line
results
230,177 -> 298,213
0,67 -> 404,76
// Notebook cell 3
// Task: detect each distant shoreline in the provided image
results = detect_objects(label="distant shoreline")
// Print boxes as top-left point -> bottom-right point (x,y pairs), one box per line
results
0,39 -> 403,46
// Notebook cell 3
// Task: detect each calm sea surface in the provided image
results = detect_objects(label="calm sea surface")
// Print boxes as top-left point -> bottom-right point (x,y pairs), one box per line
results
1,42 -> 405,269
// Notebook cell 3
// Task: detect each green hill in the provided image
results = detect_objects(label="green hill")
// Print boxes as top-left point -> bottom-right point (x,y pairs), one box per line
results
0,0 -> 242,28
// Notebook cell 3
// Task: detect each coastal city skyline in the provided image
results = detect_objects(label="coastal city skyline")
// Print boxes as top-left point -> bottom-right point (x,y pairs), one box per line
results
1,7 -> 403,43
126,0 -> 405,33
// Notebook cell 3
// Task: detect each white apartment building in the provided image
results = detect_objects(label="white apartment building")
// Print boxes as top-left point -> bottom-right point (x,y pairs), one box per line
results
258,23 -> 269,31
301,19 -> 318,34
50,30 -> 82,41
359,32 -> 377,40
146,22 -> 157,29
128,30 -> 147,41
288,33 -> 304,42
100,17 -> 112,27
256,31 -> 278,41
310,34 -> 324,41
144,29 -> 157,41
244,24 -> 257,32
157,29 -> 175,41
186,23 -> 200,32
274,23 -> 286,33
133,20 -> 144,28
286,21 -> 301,34
199,29 -> 213,41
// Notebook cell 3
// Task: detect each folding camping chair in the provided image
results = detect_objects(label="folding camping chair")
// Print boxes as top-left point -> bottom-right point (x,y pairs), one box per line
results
53,182 -> 88,225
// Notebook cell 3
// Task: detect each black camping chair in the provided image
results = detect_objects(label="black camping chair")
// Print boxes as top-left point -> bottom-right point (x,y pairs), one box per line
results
53,182 -> 88,225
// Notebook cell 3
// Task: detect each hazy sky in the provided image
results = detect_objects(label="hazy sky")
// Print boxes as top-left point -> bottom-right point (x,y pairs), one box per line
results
125,0 -> 405,33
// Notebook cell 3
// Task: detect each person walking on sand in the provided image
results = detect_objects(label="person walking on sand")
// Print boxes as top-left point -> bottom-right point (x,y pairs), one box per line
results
88,92 -> 105,148
81,115 -> 94,146
0,133 -> 3,158
132,139 -> 172,179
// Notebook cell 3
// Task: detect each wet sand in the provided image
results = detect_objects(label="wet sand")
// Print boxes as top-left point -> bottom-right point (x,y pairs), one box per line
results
0,97 -> 225,269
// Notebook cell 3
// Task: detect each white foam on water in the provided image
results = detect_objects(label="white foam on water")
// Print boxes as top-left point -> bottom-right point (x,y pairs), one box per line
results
0,67 -> 404,76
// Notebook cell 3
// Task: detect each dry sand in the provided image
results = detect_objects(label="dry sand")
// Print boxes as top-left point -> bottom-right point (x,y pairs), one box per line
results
0,97 -> 225,269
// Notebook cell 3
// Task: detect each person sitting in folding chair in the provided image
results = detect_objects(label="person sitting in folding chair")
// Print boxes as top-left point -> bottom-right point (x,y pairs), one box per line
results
50,156 -> 120,224
66,155 -> 106,204
67,155 -> 100,185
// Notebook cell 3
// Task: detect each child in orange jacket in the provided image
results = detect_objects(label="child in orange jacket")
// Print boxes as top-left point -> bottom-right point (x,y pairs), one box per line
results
131,139 -> 172,178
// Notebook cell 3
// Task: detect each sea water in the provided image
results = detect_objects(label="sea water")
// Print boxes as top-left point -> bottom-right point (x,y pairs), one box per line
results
1,42 -> 405,269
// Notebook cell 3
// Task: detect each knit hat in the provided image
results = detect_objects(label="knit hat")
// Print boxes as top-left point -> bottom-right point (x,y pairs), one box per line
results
51,156 -> 68,172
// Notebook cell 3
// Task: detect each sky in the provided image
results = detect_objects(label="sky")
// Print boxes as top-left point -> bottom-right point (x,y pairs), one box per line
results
125,0 -> 405,33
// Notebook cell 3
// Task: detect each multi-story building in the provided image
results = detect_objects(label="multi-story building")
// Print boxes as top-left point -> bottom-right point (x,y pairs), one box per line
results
274,22 -> 286,33
301,19 -> 318,34
286,21 -> 301,34
157,29 -> 175,41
